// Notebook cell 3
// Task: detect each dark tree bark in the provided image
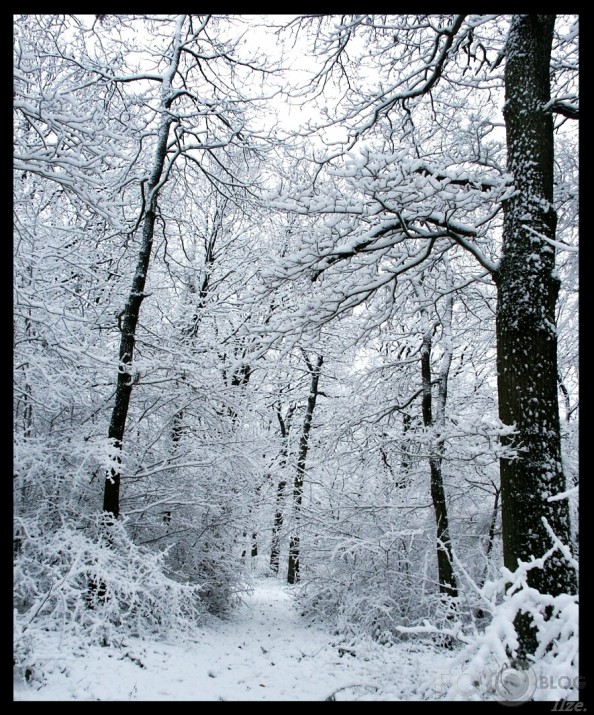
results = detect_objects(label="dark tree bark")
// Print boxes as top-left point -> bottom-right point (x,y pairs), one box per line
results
420,296 -> 458,600
287,353 -> 323,584
476,485 -> 500,619
400,413 -> 412,475
484,486 -> 500,566
241,530 -> 259,558
270,403 -> 295,573
18,308 -> 35,439
184,207 -> 221,339
496,14 -> 577,657
103,35 -> 184,520
270,479 -> 287,572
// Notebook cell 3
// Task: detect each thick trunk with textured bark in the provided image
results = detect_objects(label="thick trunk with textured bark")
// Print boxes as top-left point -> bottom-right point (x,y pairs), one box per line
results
497,14 -> 577,656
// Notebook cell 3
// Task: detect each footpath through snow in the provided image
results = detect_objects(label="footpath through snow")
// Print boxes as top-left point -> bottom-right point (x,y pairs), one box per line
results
14,576 -> 455,701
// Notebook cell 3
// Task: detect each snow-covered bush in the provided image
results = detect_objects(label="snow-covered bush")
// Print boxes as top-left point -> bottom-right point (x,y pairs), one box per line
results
442,528 -> 579,702
161,514 -> 252,616
297,528 -> 459,643
13,513 -> 206,683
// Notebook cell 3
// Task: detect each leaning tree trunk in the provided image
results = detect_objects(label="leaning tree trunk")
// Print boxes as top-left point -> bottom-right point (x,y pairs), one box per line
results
287,353 -> 323,585
103,18 -> 185,519
496,14 -> 577,657
420,296 -> 458,600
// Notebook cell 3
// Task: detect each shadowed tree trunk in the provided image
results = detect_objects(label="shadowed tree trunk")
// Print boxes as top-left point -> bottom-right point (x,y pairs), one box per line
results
400,413 -> 412,476
476,485 -> 500,619
419,293 -> 458,600
496,14 -> 578,658
103,19 -> 185,520
270,403 -> 295,574
287,352 -> 323,584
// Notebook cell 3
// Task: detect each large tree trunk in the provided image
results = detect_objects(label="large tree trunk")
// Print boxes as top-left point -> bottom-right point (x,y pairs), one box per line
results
103,19 -> 185,519
496,14 -> 577,657
287,353 -> 323,584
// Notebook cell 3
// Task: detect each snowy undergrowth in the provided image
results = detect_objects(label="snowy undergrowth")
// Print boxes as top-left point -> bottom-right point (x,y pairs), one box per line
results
444,534 -> 579,702
296,528 -> 578,702
14,514 -> 207,688
296,528 -> 462,646
14,575 -> 459,701
14,517 -> 578,701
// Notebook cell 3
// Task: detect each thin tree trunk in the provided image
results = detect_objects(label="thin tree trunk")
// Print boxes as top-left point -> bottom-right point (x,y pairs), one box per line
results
241,531 -> 259,558
557,373 -> 572,423
19,310 -> 34,439
22,374 -> 33,440
420,295 -> 458,600
270,478 -> 287,573
400,413 -> 412,476
184,208 -> 221,339
270,405 -> 295,573
484,486 -> 500,565
476,486 -> 500,619
242,486 -> 260,559
496,14 -> 577,657
103,16 -> 186,520
270,404 -> 295,573
287,353 -> 323,584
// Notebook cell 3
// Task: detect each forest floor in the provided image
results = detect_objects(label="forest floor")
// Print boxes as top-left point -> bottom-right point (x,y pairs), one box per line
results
14,576 -> 458,701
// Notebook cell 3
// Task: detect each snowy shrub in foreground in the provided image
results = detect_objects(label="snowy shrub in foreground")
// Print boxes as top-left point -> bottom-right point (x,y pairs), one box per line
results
433,529 -> 579,702
13,514 -> 206,683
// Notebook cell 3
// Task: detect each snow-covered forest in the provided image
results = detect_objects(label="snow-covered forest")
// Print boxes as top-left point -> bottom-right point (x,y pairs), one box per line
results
13,14 -> 579,702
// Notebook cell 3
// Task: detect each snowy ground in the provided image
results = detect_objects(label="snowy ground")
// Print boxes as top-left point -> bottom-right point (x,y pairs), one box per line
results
14,576 -> 457,701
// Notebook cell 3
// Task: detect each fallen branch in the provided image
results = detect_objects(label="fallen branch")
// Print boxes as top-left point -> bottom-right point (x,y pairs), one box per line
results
325,683 -> 380,701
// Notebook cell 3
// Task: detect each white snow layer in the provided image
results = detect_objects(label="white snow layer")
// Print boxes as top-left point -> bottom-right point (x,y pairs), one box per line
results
14,577 -> 455,701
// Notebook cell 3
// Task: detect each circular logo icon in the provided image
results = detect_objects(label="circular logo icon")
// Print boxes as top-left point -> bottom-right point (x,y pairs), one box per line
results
490,662 -> 537,706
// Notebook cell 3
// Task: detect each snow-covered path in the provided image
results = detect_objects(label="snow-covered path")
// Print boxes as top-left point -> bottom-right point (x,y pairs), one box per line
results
14,577 -> 453,701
